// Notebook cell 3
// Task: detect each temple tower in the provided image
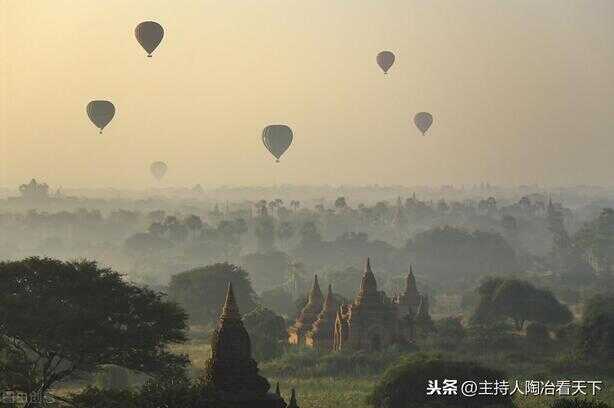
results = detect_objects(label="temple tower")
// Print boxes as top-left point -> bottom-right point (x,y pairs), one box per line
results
334,258 -> 401,351
288,275 -> 323,345
202,283 -> 287,407
355,258 -> 380,305
306,284 -> 338,351
395,265 -> 421,316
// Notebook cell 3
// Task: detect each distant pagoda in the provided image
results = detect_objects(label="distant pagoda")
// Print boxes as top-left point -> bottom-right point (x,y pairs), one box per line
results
287,258 -> 431,352
288,275 -> 323,345
306,284 -> 338,351
394,265 -> 421,315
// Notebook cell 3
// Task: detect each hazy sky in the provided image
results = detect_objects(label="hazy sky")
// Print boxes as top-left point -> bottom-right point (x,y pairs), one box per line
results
1,0 -> 613,188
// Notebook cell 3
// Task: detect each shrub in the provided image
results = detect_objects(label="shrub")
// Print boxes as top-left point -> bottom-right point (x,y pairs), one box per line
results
367,353 -> 512,408
243,306 -> 287,362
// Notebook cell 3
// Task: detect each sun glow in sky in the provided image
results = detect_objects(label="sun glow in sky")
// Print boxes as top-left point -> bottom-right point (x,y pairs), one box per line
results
1,0 -> 613,188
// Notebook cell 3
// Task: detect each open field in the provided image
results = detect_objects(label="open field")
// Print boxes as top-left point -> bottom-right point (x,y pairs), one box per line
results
169,337 -> 613,408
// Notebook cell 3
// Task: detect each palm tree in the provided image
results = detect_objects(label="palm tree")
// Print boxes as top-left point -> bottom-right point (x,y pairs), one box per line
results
286,261 -> 306,300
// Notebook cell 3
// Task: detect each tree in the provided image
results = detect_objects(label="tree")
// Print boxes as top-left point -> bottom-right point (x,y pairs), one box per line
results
290,200 -> 300,211
472,278 -> 572,330
299,221 -> 322,246
367,354 -> 512,408
277,221 -> 295,248
0,257 -> 188,406
576,209 -> 614,277
470,277 -> 506,326
167,263 -> 257,326
432,317 -> 465,350
494,279 -> 572,330
242,306 -> 287,361
409,226 -> 519,283
502,215 -> 517,232
334,196 -> 348,210
217,219 -> 247,259
184,215 -> 203,235
148,222 -> 166,238
241,251 -> 290,292
164,216 -> 189,243
436,199 -> 449,213
259,287 -> 295,317
580,294 -> 614,360
255,216 -> 276,253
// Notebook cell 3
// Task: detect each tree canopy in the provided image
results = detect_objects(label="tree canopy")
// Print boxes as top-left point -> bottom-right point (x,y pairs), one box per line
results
580,294 -> 614,360
472,278 -> 572,330
408,226 -> 519,283
0,257 -> 188,403
367,354 -> 512,408
242,306 -> 287,361
168,263 -> 257,325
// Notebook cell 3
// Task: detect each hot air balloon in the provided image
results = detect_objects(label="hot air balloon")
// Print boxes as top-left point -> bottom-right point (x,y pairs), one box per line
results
86,100 -> 115,134
377,51 -> 395,74
414,112 -> 434,135
135,21 -> 164,57
262,125 -> 293,162
150,161 -> 167,181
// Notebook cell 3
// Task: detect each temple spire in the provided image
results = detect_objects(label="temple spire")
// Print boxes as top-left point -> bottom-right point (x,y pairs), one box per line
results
356,257 -> 378,305
220,282 -> 241,321
406,265 -> 415,290
322,284 -> 334,312
204,282 -> 273,403
308,275 -> 322,304
405,265 -> 418,296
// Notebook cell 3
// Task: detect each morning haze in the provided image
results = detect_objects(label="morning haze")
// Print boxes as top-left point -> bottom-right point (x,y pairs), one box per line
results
2,3 -> 614,408
2,0 -> 614,188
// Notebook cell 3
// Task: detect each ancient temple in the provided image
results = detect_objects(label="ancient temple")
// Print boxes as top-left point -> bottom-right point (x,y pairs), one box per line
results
334,258 -> 403,351
305,284 -> 338,351
289,258 -> 430,353
414,292 -> 434,331
394,265 -> 421,315
202,283 -> 295,407
288,275 -> 323,345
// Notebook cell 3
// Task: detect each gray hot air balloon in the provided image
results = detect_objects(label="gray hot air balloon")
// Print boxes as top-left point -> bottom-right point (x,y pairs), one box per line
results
376,51 -> 395,74
414,112 -> 434,135
135,21 -> 164,57
262,125 -> 293,162
86,100 -> 115,134
150,161 -> 168,181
